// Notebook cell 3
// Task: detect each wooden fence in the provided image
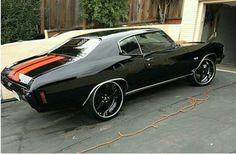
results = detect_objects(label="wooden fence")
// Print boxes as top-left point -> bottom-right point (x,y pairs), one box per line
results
40,0 -> 183,33
128,0 -> 183,24
40,0 -> 82,33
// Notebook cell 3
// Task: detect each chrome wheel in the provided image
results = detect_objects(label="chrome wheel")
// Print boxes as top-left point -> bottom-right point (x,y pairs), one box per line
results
88,82 -> 124,120
193,58 -> 216,85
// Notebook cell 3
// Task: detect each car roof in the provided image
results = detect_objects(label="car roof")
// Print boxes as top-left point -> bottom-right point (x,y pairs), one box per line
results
75,28 -> 161,41
71,28 -> 162,60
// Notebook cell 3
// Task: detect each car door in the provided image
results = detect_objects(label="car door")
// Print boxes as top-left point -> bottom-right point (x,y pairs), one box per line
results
118,36 -> 148,90
135,31 -> 193,84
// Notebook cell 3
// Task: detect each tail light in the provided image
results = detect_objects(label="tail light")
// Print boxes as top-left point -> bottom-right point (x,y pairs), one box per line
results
39,91 -> 47,104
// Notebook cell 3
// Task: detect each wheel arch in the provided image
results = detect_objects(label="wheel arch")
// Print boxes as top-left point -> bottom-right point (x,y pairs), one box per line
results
82,78 -> 128,106
207,54 -> 217,63
194,53 -> 217,72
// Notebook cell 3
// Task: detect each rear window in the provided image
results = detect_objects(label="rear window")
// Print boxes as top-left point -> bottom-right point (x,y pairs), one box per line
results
50,38 -> 101,58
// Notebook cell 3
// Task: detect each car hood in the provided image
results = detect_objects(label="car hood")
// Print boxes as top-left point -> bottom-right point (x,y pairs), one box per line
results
7,54 -> 72,84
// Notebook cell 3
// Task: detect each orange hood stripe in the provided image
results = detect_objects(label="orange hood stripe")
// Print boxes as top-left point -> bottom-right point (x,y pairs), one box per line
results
8,55 -> 56,78
8,55 -> 65,82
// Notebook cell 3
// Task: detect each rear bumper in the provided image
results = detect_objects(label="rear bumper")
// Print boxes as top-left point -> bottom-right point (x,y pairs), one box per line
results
1,73 -> 90,111
1,74 -> 40,109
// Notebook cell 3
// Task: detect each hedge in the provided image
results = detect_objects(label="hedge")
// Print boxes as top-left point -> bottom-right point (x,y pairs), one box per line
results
80,0 -> 129,28
1,0 -> 40,44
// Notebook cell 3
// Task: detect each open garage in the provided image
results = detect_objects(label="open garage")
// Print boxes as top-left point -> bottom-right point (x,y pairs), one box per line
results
180,0 -> 236,67
202,2 -> 236,66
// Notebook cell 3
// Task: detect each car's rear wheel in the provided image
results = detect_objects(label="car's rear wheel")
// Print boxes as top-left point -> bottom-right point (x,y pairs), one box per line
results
85,82 -> 124,120
190,58 -> 216,86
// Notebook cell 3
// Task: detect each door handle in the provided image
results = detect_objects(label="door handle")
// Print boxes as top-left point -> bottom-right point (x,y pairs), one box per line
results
145,57 -> 154,61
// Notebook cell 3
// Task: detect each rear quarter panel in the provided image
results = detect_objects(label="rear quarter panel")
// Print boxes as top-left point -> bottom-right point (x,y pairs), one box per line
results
181,42 -> 224,68
34,56 -> 131,107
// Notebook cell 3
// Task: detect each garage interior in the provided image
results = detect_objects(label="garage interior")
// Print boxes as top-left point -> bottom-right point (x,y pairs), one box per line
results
201,2 -> 236,66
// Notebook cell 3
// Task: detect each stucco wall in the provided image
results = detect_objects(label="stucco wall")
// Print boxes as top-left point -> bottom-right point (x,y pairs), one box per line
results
179,0 -> 200,41
1,24 -> 181,100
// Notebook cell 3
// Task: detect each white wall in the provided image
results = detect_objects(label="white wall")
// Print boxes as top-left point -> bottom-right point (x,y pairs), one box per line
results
179,0 -> 200,41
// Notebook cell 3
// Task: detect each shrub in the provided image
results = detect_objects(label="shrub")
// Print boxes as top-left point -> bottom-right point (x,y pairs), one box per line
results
80,0 -> 128,28
1,0 -> 40,44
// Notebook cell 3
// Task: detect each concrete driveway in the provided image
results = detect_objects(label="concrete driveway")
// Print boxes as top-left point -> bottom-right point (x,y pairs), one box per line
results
1,70 -> 236,153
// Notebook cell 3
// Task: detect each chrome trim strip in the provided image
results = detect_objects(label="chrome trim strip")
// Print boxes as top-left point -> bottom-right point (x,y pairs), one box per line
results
134,36 -> 143,55
194,53 -> 217,72
82,78 -> 128,106
125,74 -> 193,95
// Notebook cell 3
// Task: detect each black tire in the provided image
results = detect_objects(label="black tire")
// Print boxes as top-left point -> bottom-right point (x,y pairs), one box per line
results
85,82 -> 124,121
189,58 -> 216,86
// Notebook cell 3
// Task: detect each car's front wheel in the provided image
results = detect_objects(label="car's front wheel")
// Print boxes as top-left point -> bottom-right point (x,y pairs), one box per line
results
85,82 -> 124,120
190,58 -> 216,86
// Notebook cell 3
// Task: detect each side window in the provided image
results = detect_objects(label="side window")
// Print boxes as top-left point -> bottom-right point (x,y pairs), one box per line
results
119,36 -> 141,55
136,31 -> 173,53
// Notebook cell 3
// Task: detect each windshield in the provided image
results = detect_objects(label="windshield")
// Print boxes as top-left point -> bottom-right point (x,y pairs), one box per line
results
50,38 -> 101,58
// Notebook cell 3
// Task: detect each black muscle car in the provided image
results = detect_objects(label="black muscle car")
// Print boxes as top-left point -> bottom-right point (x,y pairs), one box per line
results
1,28 -> 224,120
